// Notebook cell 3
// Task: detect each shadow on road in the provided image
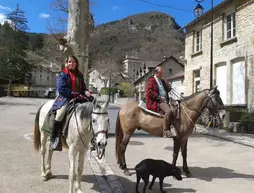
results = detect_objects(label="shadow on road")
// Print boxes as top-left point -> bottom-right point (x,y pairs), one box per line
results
189,166 -> 254,182
52,174 -> 196,193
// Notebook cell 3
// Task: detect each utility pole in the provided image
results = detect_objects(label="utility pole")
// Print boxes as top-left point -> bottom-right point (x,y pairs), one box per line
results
210,0 -> 214,89
108,59 -> 112,102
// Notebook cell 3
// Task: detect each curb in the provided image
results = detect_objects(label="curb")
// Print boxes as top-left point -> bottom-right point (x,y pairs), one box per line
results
205,130 -> 254,148
195,125 -> 254,148
87,150 -> 126,193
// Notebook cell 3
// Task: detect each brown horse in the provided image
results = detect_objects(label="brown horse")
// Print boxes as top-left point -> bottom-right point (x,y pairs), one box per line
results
115,87 -> 226,177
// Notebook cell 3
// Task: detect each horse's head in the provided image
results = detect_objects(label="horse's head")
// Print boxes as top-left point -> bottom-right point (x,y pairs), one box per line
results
206,86 -> 226,120
92,98 -> 110,158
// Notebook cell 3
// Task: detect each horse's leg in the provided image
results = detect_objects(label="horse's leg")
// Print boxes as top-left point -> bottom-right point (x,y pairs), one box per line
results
69,144 -> 78,193
45,147 -> 53,178
75,150 -> 86,193
181,139 -> 192,177
120,133 -> 133,176
172,138 -> 181,166
40,132 -> 48,181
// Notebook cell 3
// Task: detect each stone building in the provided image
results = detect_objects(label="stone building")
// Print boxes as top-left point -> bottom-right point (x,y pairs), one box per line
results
183,0 -> 254,109
133,56 -> 184,101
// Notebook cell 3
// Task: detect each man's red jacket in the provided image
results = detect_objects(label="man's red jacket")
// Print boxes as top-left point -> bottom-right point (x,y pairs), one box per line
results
145,75 -> 170,112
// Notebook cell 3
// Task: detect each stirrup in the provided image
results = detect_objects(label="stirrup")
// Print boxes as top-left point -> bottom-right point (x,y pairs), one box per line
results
170,126 -> 178,137
50,137 -> 62,151
163,130 -> 173,138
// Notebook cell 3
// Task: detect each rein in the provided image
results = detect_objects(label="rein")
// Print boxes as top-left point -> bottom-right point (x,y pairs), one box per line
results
171,89 -> 214,129
71,98 -> 108,160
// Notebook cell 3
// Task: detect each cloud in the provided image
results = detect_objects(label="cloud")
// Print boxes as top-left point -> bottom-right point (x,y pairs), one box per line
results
0,13 -> 7,24
0,5 -> 11,11
112,5 -> 121,11
39,13 -> 50,19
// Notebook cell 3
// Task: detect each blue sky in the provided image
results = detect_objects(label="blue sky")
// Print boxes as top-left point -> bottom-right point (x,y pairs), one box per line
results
0,0 -> 224,33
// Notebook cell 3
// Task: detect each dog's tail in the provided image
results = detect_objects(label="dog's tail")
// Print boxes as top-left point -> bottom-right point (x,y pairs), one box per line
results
115,110 -> 123,164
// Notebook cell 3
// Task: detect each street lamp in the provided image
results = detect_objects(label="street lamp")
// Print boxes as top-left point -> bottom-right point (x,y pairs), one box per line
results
194,3 -> 204,18
194,0 -> 214,89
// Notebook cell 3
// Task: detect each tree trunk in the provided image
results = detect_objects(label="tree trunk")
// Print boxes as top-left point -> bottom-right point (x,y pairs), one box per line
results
67,0 -> 90,85
7,79 -> 12,96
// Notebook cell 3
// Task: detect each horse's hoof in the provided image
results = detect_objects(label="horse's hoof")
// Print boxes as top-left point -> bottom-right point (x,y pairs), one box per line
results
119,164 -> 126,170
124,169 -> 131,176
185,172 -> 193,178
46,172 -> 52,178
41,176 -> 49,181
76,189 -> 84,193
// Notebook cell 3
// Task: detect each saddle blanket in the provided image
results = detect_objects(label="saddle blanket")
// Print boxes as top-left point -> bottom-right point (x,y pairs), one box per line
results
138,100 -> 180,119
41,102 -> 89,136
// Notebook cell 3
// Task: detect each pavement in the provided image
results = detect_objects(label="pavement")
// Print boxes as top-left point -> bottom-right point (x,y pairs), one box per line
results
1,97 -> 254,193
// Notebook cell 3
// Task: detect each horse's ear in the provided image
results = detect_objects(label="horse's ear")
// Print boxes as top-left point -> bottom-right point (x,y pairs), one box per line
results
92,98 -> 98,107
101,96 -> 110,109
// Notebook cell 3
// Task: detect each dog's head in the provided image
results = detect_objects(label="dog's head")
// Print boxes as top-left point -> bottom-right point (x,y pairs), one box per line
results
172,166 -> 182,181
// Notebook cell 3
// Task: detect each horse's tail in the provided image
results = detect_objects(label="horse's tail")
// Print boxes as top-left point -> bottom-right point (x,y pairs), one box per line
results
115,110 -> 123,164
34,103 -> 44,151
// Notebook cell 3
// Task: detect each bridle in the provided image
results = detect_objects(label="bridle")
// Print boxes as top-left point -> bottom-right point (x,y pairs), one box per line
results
91,111 -> 109,139
71,98 -> 109,159
179,92 -> 220,128
90,110 -> 109,159
181,93 -> 217,114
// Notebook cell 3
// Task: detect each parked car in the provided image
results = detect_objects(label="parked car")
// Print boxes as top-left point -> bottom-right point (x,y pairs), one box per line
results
44,88 -> 56,98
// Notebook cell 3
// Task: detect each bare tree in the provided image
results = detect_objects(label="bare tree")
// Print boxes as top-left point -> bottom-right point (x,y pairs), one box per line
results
49,0 -> 94,85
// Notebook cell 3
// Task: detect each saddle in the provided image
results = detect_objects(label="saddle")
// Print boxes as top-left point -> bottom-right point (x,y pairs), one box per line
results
41,100 -> 90,136
138,100 -> 180,119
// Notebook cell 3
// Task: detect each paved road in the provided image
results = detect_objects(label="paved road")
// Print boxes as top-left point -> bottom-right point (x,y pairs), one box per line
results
1,98 -> 254,193
105,135 -> 254,193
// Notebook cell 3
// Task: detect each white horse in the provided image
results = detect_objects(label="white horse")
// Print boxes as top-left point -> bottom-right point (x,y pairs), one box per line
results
33,98 -> 109,193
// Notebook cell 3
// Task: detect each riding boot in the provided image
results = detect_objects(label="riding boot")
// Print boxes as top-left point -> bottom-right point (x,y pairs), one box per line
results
50,120 -> 62,151
163,113 -> 172,138
163,113 -> 178,138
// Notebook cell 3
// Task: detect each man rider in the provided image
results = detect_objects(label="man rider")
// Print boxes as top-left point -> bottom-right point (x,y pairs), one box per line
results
145,66 -> 178,138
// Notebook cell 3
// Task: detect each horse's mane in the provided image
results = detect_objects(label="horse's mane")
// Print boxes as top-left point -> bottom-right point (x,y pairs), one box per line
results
181,89 -> 209,101
76,102 -> 94,119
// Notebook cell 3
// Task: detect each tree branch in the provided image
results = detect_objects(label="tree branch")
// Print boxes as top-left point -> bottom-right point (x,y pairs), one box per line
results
51,0 -> 68,13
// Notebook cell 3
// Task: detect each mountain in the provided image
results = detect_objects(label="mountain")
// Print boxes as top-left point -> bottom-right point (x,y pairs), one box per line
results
25,11 -> 185,72
89,11 -> 185,71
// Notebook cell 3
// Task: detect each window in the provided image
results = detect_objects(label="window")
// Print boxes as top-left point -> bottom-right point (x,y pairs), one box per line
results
193,70 -> 200,93
215,63 -> 227,104
169,68 -> 172,74
195,30 -> 202,52
47,76 -> 49,81
225,12 -> 236,39
193,30 -> 202,53
231,59 -> 245,104
92,79 -> 95,83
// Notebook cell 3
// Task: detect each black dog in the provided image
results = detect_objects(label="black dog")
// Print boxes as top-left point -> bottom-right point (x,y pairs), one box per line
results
135,159 -> 182,193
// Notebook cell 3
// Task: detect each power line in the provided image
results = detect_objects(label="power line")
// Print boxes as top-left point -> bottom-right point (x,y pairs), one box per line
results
137,0 -> 192,12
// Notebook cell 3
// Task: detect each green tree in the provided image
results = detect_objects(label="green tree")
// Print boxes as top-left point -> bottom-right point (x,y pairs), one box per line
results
0,4 -> 33,96
119,82 -> 134,97
28,33 -> 44,51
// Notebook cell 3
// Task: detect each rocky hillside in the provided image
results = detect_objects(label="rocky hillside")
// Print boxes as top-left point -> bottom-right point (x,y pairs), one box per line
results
89,11 -> 185,71
30,11 -> 185,72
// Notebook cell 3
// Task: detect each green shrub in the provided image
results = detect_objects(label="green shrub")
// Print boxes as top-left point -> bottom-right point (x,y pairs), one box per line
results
100,87 -> 119,95
237,109 -> 254,133
119,83 -> 134,97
